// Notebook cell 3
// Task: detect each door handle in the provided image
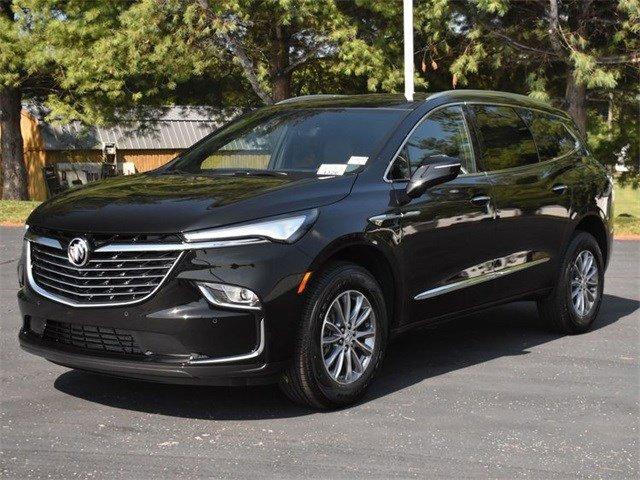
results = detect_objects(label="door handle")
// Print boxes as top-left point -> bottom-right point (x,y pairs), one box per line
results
470,195 -> 491,206
552,184 -> 568,194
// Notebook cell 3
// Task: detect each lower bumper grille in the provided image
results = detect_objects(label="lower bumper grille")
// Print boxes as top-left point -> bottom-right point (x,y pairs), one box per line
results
42,320 -> 143,356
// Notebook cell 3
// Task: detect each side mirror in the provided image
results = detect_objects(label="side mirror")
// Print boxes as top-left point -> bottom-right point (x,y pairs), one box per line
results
405,156 -> 462,199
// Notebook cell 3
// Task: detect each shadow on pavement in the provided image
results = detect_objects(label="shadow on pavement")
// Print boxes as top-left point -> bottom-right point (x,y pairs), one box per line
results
54,294 -> 638,420
369,293 -> 638,402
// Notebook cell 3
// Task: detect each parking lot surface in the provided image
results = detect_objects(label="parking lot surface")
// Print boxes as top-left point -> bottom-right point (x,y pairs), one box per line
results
1,226 -> 638,478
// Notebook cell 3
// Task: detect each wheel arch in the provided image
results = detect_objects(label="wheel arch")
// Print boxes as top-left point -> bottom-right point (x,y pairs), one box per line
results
572,213 -> 610,266
306,236 -> 404,329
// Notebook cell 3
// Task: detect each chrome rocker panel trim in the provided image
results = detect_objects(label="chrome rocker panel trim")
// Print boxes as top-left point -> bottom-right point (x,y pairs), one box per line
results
415,255 -> 550,301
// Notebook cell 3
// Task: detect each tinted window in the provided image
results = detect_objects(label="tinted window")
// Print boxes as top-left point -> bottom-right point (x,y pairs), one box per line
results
471,105 -> 538,171
388,106 -> 474,180
518,109 -> 578,161
169,108 -> 405,174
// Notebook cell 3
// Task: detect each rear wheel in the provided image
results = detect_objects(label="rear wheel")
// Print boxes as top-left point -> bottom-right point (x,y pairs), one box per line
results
537,231 -> 604,334
279,262 -> 388,409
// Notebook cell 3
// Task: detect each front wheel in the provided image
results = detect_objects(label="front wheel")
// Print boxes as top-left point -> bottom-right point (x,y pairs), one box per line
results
279,262 -> 388,409
537,231 -> 605,334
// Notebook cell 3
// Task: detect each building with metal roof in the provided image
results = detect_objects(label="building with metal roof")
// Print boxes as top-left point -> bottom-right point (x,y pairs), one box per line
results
19,105 -> 235,200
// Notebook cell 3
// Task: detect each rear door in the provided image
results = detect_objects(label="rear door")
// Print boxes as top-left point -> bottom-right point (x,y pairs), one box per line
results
466,104 -> 577,304
386,105 -> 498,324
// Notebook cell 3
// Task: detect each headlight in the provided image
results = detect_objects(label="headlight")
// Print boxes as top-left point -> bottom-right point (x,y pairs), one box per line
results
183,209 -> 318,244
197,282 -> 261,310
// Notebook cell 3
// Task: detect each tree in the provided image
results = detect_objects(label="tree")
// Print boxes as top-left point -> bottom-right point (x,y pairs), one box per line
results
0,0 -> 244,199
0,1 -> 139,199
332,0 -> 467,94
170,0 -> 357,104
1,0 -> 32,199
449,0 -> 640,136
3,0 -> 638,199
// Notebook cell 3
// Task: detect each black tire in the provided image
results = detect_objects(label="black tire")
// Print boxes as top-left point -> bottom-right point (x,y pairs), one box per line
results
278,262 -> 388,409
537,231 -> 605,334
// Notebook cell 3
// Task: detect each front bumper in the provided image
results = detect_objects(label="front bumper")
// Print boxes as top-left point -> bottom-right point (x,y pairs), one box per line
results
17,287 -> 285,385
18,328 -> 285,386
17,238 -> 312,385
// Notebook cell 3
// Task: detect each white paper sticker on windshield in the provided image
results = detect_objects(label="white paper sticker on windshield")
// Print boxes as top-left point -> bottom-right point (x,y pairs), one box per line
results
317,164 -> 348,176
348,156 -> 368,165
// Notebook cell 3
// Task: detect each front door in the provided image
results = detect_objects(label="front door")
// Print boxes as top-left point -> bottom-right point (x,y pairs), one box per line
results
386,105 -> 498,325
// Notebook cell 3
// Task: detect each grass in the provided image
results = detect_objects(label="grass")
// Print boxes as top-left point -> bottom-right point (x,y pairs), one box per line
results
615,183 -> 640,217
614,183 -> 640,236
614,216 -> 640,236
0,182 -> 638,235
0,200 -> 40,225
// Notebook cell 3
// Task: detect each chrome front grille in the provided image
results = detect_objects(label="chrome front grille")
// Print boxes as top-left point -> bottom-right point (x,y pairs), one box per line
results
28,240 -> 182,307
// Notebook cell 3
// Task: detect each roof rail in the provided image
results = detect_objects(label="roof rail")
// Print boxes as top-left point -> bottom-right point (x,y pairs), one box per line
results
275,94 -> 347,105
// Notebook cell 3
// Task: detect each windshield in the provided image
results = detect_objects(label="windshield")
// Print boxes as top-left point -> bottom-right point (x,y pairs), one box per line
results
166,108 -> 406,175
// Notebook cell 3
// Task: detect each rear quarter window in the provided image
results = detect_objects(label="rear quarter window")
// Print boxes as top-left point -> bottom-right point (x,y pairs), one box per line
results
518,109 -> 579,161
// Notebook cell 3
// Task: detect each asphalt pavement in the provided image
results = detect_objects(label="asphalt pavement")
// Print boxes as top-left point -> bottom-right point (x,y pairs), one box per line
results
1,226 -> 638,479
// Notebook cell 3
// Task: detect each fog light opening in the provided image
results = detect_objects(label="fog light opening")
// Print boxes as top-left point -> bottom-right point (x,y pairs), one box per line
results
196,282 -> 262,311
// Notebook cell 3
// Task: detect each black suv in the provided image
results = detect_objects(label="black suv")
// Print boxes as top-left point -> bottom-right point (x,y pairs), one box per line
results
18,90 -> 613,409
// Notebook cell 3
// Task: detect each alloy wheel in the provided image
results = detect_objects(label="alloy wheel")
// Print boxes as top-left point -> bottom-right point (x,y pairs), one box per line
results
570,250 -> 599,317
320,290 -> 377,385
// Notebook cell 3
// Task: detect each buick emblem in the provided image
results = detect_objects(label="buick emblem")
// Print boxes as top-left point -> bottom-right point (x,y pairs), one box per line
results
67,237 -> 90,267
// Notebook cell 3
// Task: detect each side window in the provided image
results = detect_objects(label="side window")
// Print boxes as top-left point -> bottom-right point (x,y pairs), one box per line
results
471,105 -> 538,171
387,106 -> 474,180
518,109 -> 579,161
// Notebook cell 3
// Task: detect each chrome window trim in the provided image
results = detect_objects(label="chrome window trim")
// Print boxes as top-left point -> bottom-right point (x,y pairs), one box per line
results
414,256 -> 549,301
463,100 -> 572,122
383,102 -> 476,183
26,240 -> 185,308
463,102 -> 582,174
383,100 -> 581,182
459,106 -> 477,173
477,146 -> 580,176
187,318 -> 265,364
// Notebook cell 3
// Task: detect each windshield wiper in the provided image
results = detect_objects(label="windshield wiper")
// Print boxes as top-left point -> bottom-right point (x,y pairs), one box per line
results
162,168 -> 288,177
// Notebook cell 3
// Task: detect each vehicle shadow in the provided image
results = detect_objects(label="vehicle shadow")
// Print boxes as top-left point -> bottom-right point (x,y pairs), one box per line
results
54,294 -> 638,420
368,293 -> 638,402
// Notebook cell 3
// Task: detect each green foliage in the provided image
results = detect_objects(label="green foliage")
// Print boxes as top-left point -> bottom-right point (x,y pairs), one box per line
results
345,0 -> 465,92
1,0 -> 638,185
587,92 -> 640,188
0,0 -> 248,125
446,0 -> 639,182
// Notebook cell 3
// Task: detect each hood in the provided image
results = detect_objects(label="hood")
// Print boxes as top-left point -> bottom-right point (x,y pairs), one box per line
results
27,172 -> 355,234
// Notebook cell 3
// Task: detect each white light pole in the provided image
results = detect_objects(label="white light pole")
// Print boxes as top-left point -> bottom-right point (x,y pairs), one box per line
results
403,0 -> 414,101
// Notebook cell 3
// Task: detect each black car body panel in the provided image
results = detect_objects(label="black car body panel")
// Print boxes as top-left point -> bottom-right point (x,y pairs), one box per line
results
18,90 -> 613,385
27,172 -> 357,233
